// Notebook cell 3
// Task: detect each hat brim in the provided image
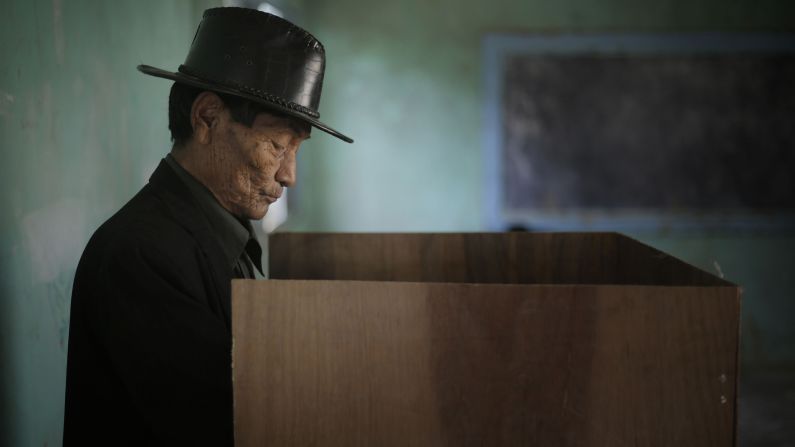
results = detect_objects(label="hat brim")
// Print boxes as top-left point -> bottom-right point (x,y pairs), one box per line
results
137,64 -> 353,144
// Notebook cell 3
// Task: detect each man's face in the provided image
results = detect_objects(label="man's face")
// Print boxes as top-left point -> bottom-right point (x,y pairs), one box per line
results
207,107 -> 311,220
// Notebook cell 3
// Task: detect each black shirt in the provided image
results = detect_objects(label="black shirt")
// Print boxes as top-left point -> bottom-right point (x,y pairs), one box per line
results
65,159 -> 241,445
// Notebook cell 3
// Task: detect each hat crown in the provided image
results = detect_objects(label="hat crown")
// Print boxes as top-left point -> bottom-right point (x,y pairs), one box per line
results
180,7 -> 325,115
137,7 -> 353,143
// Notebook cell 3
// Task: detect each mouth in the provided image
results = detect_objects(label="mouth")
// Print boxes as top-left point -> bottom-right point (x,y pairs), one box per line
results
262,192 -> 281,204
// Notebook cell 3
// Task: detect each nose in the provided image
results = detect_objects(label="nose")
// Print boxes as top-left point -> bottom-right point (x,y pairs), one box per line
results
275,149 -> 297,188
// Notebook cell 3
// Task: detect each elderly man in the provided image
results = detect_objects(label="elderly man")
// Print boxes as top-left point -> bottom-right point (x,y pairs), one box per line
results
63,8 -> 352,446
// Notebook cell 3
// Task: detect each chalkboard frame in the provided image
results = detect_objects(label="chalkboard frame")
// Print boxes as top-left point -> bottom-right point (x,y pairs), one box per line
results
482,33 -> 795,232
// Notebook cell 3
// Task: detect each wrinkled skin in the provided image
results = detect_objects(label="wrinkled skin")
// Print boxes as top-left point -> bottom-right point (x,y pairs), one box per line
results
173,91 -> 311,220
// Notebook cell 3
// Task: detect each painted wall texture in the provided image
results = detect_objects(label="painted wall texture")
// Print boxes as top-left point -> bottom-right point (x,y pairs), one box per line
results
291,0 -> 795,371
0,1 -> 219,445
1,0 -> 793,445
292,0 -> 795,231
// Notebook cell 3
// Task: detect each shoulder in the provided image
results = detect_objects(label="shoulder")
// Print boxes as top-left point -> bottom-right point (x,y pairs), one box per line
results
92,185 -> 197,258
76,185 -> 211,295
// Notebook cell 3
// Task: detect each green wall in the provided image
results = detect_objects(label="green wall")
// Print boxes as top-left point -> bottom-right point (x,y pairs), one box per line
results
291,0 -> 795,373
0,1 -> 218,445
292,0 -> 794,231
1,0 -> 793,445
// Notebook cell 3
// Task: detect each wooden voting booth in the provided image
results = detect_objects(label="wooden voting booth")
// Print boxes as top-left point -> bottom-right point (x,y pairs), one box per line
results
232,233 -> 740,446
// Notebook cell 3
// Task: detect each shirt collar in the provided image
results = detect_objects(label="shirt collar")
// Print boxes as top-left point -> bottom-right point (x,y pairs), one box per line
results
164,154 -> 262,274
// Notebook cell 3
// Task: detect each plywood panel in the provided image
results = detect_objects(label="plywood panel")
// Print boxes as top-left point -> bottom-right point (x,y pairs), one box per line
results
269,232 -> 729,286
233,280 -> 739,446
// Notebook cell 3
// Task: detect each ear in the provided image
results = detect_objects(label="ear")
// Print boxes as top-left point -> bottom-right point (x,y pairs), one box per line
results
190,91 -> 225,145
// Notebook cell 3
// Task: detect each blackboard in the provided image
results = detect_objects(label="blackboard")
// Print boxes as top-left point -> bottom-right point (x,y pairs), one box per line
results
483,35 -> 795,230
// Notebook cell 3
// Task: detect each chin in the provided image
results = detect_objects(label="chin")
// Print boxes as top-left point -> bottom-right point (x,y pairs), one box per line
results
248,204 -> 269,221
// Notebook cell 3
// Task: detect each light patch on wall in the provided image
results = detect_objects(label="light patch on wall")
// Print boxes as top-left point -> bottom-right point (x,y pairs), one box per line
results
21,198 -> 88,284
262,190 -> 288,233
257,2 -> 284,17
222,0 -> 284,18
141,160 -> 160,187
0,91 -> 14,118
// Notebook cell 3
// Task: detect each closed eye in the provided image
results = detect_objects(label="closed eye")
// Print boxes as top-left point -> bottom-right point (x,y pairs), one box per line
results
272,141 -> 286,154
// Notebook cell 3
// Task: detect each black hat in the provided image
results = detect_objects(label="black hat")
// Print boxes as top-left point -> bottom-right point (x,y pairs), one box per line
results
138,7 -> 353,143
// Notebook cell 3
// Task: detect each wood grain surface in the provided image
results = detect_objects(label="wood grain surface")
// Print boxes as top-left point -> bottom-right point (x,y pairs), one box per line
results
268,232 -> 729,286
232,280 -> 740,447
